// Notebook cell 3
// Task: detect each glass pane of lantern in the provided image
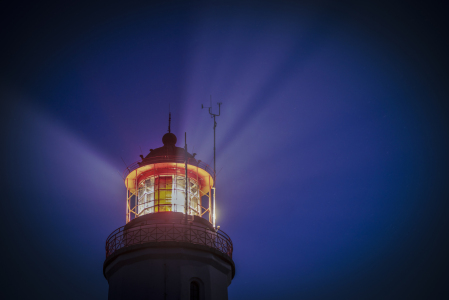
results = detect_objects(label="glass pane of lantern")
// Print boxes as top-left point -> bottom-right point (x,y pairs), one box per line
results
136,173 -> 201,217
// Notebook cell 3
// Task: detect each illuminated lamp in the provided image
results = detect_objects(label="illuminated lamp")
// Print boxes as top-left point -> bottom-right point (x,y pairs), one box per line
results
124,132 -> 215,224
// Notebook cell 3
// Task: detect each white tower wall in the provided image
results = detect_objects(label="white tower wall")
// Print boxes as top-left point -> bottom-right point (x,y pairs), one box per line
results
104,246 -> 233,300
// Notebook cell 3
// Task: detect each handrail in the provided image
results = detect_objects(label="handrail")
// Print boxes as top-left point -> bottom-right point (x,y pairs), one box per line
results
123,156 -> 215,179
105,222 -> 233,259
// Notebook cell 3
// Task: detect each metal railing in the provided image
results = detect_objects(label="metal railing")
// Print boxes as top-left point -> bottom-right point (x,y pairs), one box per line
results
124,156 -> 215,179
105,222 -> 233,259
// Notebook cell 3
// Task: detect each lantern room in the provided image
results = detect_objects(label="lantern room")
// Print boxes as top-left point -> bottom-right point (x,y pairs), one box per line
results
123,132 -> 215,224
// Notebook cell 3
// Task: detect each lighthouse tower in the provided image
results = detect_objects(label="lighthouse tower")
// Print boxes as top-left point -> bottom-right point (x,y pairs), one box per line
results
103,129 -> 235,300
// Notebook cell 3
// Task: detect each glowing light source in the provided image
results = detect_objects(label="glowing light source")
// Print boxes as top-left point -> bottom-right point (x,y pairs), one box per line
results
124,162 -> 214,223
137,174 -> 200,215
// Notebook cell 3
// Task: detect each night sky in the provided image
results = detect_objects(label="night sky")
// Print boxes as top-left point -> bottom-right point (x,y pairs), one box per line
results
1,1 -> 448,299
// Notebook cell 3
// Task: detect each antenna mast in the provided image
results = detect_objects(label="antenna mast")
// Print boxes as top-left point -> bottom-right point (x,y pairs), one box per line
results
202,96 -> 222,229
202,96 -> 222,181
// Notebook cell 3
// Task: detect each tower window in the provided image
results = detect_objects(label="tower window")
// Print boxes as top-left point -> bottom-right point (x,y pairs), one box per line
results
190,281 -> 200,300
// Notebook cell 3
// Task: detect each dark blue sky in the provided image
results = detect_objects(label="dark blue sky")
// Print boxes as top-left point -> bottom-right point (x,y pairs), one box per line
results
1,1 -> 448,299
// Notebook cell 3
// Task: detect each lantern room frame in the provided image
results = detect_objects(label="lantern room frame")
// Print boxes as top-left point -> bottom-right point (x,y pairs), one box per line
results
124,156 -> 215,225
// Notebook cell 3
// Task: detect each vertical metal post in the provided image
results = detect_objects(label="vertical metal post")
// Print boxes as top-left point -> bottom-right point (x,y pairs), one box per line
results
213,115 -> 216,229
135,169 -> 138,220
208,176 -> 212,224
156,164 -> 159,213
213,187 -> 216,228
185,132 -> 188,219
126,187 -> 129,223
213,114 -> 216,182
126,177 -> 128,223
197,163 -> 200,216
202,99 -> 221,228
175,162 -> 177,213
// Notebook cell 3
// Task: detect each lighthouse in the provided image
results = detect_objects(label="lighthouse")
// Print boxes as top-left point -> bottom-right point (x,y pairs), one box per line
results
103,127 -> 235,300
